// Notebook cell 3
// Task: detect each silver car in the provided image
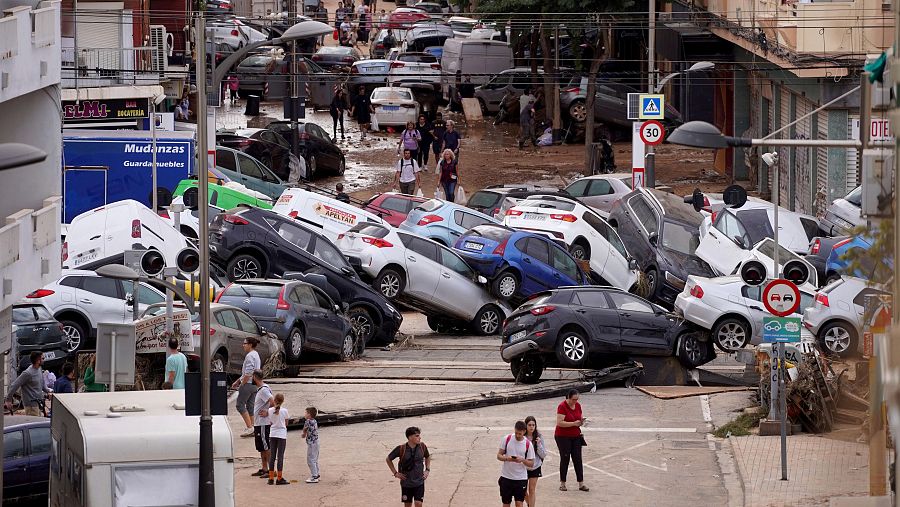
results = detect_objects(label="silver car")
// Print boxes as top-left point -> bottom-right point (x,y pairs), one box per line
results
562,174 -> 633,216
803,276 -> 889,357
820,185 -> 864,236
559,77 -> 682,134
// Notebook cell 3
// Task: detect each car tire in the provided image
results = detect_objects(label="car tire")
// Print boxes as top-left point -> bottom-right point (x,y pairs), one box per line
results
374,268 -> 405,300
825,273 -> 842,286
677,331 -> 710,368
555,329 -> 589,368
285,328 -> 304,363
60,319 -> 86,354
818,321 -> 857,357
510,356 -> 544,384
472,305 -> 502,336
211,351 -> 227,372
645,267 -> 659,300
338,332 -> 355,361
308,155 -> 318,180
338,157 -> 346,175
348,307 -> 375,345
492,271 -> 519,300
568,99 -> 587,123
712,317 -> 750,352
226,254 -> 263,281
569,241 -> 590,261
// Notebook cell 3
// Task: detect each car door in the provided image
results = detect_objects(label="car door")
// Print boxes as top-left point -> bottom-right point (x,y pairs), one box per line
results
739,284 -> 770,342
549,242 -> 584,287
235,151 -> 275,197
26,426 -> 51,491
233,308 -> 271,364
76,276 -> 127,325
290,284 -> 330,350
436,245 -> 484,320
215,148 -> 240,181
514,237 -> 555,294
215,309 -> 249,372
570,290 -> 621,352
308,124 -> 338,169
266,218 -> 315,274
583,178 -> 619,210
122,281 -> 166,321
606,291 -> 671,353
4,430 -> 28,499
311,286 -> 344,351
582,211 -> 631,289
595,83 -> 627,124
696,210 -> 751,275
396,233 -> 442,299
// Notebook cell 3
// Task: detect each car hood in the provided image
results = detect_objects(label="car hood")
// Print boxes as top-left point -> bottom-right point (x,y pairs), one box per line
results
661,249 -> 715,280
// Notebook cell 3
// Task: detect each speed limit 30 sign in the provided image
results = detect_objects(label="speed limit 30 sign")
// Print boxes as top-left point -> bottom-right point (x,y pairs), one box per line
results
639,120 -> 665,146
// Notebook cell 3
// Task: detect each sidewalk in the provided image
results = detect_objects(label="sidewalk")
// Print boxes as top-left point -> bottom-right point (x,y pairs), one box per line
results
730,434 -> 870,506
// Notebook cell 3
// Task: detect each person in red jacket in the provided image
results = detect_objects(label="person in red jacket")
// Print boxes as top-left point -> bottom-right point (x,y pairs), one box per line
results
554,389 -> 589,492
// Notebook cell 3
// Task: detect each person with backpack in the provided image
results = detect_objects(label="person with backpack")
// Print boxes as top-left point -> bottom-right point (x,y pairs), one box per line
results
497,421 -> 535,507
398,121 -> 422,163
391,149 -> 421,195
524,416 -> 547,507
386,426 -> 431,507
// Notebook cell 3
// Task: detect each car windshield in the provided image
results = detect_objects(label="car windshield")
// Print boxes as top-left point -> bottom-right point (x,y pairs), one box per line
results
222,283 -> 282,299
468,191 -> 501,208
347,222 -> 390,238
754,238 -> 802,264
414,199 -> 444,212
450,19 -> 475,32
398,53 -> 437,63
516,198 -> 576,211
844,186 -> 862,207
12,305 -> 53,323
372,89 -> 413,100
620,177 -> 633,189
660,220 -> 701,256
318,46 -> 350,54
467,225 -> 512,242
735,209 -> 775,245
239,55 -> 272,67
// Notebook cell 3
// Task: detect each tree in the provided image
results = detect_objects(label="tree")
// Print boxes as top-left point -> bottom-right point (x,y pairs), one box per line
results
583,25 -> 612,176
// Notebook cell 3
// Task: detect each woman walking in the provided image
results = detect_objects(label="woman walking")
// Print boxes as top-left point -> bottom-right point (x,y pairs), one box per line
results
524,416 -> 547,507
350,85 -> 374,140
436,149 -> 459,203
555,389 -> 589,492
330,88 -> 348,140
416,114 -> 433,168
398,121 -> 421,163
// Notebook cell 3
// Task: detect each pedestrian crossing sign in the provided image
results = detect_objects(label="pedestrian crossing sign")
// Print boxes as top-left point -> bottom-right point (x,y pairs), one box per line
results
638,94 -> 665,120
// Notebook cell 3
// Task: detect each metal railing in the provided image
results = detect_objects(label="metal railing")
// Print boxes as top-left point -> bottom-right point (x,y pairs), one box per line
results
62,46 -> 162,87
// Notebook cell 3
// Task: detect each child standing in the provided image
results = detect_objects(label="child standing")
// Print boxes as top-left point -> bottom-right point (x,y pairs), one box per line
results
302,407 -> 320,483
267,393 -> 289,485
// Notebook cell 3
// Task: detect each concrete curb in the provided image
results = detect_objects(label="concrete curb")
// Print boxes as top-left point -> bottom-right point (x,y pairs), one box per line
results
726,437 -> 748,507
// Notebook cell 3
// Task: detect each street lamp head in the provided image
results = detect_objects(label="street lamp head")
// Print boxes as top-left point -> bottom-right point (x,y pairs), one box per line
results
0,143 -> 47,171
688,61 -> 715,72
667,121 -> 731,149
279,20 -> 333,41
96,264 -> 140,281
761,151 -> 779,167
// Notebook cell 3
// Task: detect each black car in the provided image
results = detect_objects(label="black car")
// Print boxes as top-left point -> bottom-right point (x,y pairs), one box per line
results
208,207 -> 402,344
217,279 -> 357,361
807,235 -> 848,286
216,127 -> 294,183
4,416 -> 50,502
267,120 -> 346,179
607,188 -> 716,306
12,304 -> 68,373
499,286 -> 714,383
311,46 -> 363,70
465,184 -> 564,217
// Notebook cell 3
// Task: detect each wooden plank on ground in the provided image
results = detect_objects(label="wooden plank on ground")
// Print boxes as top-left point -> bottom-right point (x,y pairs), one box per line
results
636,385 -> 753,400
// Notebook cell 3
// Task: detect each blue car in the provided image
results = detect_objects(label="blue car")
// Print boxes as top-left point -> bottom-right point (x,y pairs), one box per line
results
400,198 -> 501,246
825,235 -> 890,282
4,415 -> 50,502
453,224 -> 590,301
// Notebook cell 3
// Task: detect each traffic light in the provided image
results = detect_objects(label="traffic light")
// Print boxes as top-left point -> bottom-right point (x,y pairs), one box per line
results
176,247 -> 200,273
684,188 -> 704,212
740,260 -> 767,286
125,249 -> 164,277
782,260 -> 810,286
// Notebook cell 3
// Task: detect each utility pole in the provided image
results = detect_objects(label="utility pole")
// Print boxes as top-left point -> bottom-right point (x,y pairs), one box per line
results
289,0 -> 302,164
646,0 -> 657,187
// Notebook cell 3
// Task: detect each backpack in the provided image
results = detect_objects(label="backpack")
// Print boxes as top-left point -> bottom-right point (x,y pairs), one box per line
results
503,434 -> 531,457
398,442 -> 428,472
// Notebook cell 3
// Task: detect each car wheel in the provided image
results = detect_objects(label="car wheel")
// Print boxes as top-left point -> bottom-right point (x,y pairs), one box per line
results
338,332 -> 355,361
510,356 -> 544,384
568,100 -> 587,123
712,318 -> 750,352
211,351 -> 227,373
645,267 -> 658,299
338,157 -> 346,175
555,330 -> 588,368
825,273 -> 842,286
492,271 -> 518,300
60,320 -> 85,353
227,254 -> 263,281
818,322 -> 857,357
472,305 -> 502,335
285,328 -> 304,363
348,307 -> 375,344
308,155 -> 318,180
569,241 -> 589,261
374,268 -> 405,300
677,331 -> 709,368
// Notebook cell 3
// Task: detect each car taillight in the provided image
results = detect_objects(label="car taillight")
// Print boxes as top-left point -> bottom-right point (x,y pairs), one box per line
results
506,209 -> 523,217
491,207 -> 500,215
689,284 -> 704,298
214,283 -> 230,302
158,210 -> 170,219
417,214 -> 443,225
362,236 -> 394,248
810,238 -> 821,255
343,56 -> 354,62
192,326 -> 217,336
832,237 -> 852,249
815,293 -> 829,307
312,55 -> 321,61
430,63 -> 441,70
131,219 -> 142,238
391,62 -> 405,69
277,286 -> 290,310
529,305 -> 555,316
350,66 -> 359,74
61,241 -> 68,262
710,211 -> 718,223
564,87 -> 580,93
493,240 -> 508,256
550,213 -> 577,222
231,29 -> 239,36
223,214 -> 249,225
26,289 -> 55,298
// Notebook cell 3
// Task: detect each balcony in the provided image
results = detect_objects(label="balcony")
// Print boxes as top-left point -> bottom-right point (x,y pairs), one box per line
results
0,197 -> 62,310
0,1 -> 61,103
61,45 -> 162,89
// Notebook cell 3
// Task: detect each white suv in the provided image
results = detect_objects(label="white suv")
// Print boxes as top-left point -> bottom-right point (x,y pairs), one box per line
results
803,276 -> 888,357
503,195 -> 639,291
24,270 -> 166,353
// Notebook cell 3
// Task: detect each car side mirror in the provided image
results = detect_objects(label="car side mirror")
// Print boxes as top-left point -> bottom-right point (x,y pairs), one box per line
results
648,232 -> 658,246
258,325 -> 267,336
126,294 -> 135,306
628,258 -> 638,271
340,266 -> 355,277
334,304 -> 341,313
734,236 -> 746,249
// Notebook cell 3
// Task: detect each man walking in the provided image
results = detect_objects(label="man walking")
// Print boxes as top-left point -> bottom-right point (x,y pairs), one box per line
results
231,337 -> 261,438
392,149 -> 421,195
53,364 -> 76,394
442,120 -> 461,159
497,421 -> 535,507
518,97 -> 535,150
387,426 -> 431,507
165,337 -> 188,390
6,352 -> 51,416
251,369 -> 275,478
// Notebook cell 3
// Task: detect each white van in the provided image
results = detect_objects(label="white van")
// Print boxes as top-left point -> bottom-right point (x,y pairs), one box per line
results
63,199 -> 191,271
272,188 -> 387,241
441,39 -> 513,101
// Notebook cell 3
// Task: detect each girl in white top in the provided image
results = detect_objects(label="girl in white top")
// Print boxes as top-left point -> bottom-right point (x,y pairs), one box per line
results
267,393 -> 290,485
525,415 -> 548,507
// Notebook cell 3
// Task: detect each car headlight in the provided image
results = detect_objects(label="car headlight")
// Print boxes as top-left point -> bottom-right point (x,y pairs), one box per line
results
385,303 -> 398,315
664,271 -> 686,290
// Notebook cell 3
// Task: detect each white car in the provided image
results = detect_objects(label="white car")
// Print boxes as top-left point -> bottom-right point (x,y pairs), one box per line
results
24,269 -> 166,353
162,196 -> 225,240
447,16 -> 477,37
503,195 -> 639,291
803,276 -> 889,357
562,174 -> 633,217
676,275 -> 817,351
370,87 -> 421,129
335,222 -> 510,335
64,200 -> 195,274
821,185 -> 864,236
387,52 -> 442,92
697,231 -> 818,287
209,18 -> 268,49
272,187 -> 387,242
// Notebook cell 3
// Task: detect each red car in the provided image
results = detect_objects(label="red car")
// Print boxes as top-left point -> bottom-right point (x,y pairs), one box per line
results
364,192 -> 428,227
388,8 -> 430,29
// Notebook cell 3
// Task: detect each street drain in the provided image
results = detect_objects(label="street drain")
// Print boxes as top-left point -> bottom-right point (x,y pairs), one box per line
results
667,440 -> 717,450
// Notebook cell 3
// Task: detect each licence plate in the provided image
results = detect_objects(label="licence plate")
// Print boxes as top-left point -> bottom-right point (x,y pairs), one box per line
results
509,330 -> 526,341
72,248 -> 99,266
42,351 -> 56,361
384,105 -> 400,111
524,213 -> 547,221
464,241 -> 484,251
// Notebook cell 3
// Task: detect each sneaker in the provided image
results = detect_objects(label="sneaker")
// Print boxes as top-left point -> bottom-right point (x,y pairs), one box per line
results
268,479 -> 274,485
251,469 -> 267,477
559,483 -> 567,491
276,478 -> 289,485
306,477 -> 319,483
240,428 -> 254,438
579,485 -> 590,492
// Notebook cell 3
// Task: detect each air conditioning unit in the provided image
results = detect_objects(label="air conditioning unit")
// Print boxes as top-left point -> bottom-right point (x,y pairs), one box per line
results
149,25 -> 169,75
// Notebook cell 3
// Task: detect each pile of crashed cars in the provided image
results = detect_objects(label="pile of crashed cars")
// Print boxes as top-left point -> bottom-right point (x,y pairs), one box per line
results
19,171 -> 874,385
